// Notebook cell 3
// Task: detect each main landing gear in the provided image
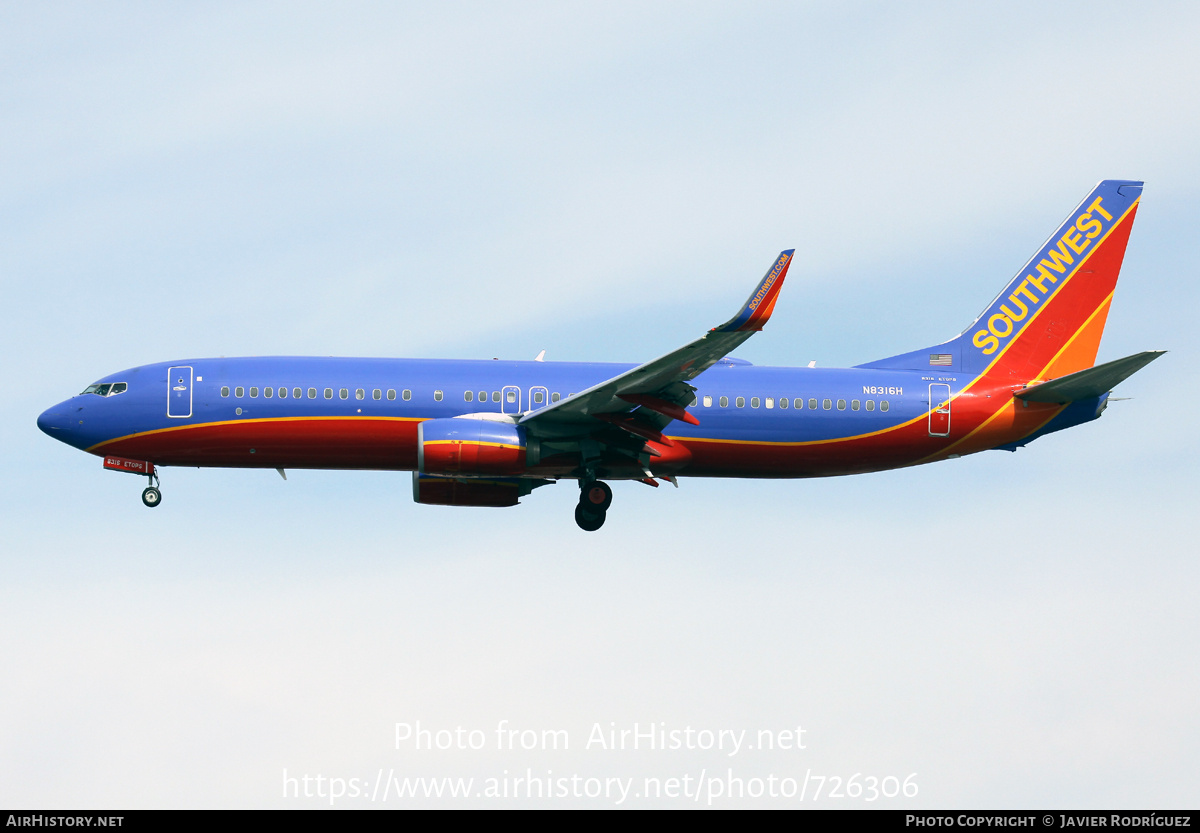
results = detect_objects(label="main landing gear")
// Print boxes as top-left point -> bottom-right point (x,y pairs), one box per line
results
141,471 -> 162,508
575,479 -> 612,531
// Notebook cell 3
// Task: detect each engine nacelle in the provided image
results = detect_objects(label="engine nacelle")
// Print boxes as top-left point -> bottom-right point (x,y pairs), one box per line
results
418,418 -> 528,477
412,473 -> 546,507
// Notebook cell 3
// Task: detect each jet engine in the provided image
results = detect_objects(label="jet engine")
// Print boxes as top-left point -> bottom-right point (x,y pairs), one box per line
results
411,473 -> 548,507
417,417 -> 529,477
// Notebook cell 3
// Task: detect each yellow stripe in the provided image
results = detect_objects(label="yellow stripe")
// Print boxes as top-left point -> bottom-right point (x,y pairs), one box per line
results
423,440 -> 524,451
1034,290 -> 1115,379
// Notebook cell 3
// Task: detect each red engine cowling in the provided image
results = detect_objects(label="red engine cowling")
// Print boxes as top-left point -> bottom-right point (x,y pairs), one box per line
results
411,473 -> 525,507
418,418 -> 528,476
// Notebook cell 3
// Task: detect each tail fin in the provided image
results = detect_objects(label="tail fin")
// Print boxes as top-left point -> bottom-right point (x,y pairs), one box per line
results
859,180 -> 1142,381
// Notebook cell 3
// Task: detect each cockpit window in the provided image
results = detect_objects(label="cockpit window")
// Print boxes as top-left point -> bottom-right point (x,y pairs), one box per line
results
81,382 -> 125,396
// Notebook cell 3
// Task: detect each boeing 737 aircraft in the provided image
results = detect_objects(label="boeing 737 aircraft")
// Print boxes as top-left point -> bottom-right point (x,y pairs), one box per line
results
38,180 -> 1161,530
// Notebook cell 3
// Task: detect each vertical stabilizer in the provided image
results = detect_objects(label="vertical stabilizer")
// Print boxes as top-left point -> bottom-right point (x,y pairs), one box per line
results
859,180 -> 1142,382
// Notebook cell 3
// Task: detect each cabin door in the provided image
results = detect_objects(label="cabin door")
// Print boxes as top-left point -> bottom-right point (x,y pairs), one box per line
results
527,386 -> 549,412
167,366 -> 193,418
928,383 -> 950,437
501,385 -> 522,415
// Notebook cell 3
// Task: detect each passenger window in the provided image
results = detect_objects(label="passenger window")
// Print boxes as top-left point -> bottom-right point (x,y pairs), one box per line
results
795,398 -> 804,409
851,399 -> 860,411
339,388 -> 348,400
479,391 -> 487,402
822,399 -> 832,410
720,396 -> 728,407
324,388 -> 333,399
551,392 -> 560,402
465,391 -> 474,402
750,397 -> 760,408
235,387 -> 245,398
356,389 -> 364,400
221,386 -> 230,397
434,390 -> 443,402
492,391 -> 500,402
403,390 -> 412,401
703,395 -> 712,407
387,389 -> 397,400
837,399 -> 846,410
736,397 -> 745,408
278,387 -> 287,398
110,383 -> 127,395
293,388 -> 302,399
505,390 -> 515,403
308,388 -> 317,399
264,387 -> 273,398
249,387 -> 259,398
765,397 -> 774,409
809,398 -> 818,410
373,389 -> 381,400
533,391 -> 544,404
779,397 -> 788,409
866,400 -> 875,411
881,401 -> 890,412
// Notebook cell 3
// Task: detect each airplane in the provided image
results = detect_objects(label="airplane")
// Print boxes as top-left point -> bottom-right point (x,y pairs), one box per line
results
37,179 -> 1162,531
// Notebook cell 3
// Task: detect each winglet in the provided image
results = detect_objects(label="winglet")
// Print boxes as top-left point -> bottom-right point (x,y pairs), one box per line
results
713,249 -> 795,332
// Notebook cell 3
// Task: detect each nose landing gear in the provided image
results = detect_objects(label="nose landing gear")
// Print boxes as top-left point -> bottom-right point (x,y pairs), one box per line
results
102,456 -> 162,508
575,479 -> 612,531
141,471 -> 162,508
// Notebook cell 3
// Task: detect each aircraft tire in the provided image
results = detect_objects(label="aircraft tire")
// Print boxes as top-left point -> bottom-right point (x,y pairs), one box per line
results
582,480 -> 613,511
141,487 -> 162,508
574,503 -> 605,532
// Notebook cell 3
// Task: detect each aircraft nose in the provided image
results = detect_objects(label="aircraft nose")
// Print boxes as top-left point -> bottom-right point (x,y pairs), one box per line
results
37,403 -> 73,437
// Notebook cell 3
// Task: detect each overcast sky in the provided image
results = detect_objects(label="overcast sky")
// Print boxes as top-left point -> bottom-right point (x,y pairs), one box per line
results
2,1 -> 1197,808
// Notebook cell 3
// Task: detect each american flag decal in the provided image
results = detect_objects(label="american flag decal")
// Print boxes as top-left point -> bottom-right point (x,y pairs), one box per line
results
929,354 -> 953,366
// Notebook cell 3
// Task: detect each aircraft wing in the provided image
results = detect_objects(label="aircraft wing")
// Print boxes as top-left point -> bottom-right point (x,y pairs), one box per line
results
519,250 -> 794,436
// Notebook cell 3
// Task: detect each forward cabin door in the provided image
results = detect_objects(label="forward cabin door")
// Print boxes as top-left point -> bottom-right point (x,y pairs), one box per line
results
928,383 -> 950,437
167,366 -> 193,418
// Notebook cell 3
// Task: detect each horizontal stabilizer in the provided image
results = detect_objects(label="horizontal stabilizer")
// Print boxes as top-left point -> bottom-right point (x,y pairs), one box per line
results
1015,350 -> 1165,403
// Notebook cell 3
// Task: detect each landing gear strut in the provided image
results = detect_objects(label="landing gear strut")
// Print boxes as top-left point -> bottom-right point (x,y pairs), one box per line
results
141,471 -> 162,508
575,479 -> 612,531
